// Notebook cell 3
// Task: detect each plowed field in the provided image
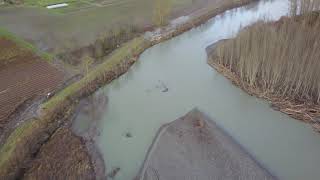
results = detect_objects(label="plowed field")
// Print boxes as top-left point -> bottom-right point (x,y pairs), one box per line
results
0,38 -> 63,129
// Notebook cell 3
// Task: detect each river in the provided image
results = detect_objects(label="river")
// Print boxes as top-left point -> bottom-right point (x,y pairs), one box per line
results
73,0 -> 320,179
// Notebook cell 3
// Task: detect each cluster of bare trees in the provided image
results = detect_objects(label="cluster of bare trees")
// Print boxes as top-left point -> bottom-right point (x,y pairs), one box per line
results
214,1 -> 320,103
290,0 -> 320,15
153,0 -> 172,26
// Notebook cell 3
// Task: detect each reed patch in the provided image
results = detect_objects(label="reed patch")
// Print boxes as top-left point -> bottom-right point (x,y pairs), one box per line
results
209,1 -> 320,130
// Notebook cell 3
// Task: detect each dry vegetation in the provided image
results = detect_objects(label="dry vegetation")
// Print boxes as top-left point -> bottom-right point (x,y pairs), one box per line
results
59,24 -> 142,66
210,0 -> 320,130
153,0 -> 172,26
22,128 -> 95,180
290,0 -> 320,15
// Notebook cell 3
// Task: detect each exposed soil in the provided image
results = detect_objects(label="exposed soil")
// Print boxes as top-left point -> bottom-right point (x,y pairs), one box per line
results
206,38 -> 320,132
0,37 -> 63,136
137,109 -> 276,180
14,94 -> 107,180
22,127 -> 95,180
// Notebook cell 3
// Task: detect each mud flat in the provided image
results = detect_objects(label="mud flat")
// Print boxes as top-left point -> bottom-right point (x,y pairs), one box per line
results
137,109 -> 275,180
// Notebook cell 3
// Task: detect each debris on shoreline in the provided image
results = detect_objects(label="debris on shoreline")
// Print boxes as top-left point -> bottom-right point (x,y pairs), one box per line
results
108,167 -> 121,179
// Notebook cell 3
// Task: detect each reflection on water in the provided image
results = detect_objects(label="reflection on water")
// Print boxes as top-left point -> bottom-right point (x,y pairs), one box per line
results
72,91 -> 108,138
74,0 -> 320,180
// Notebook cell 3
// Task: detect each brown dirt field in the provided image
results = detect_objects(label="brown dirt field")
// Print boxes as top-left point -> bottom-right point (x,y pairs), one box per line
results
22,127 -> 95,180
0,38 -> 63,132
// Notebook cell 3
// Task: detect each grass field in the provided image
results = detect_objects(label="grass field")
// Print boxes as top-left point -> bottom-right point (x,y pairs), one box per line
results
24,0 -> 76,6
21,0 -> 194,15
0,0 -> 199,54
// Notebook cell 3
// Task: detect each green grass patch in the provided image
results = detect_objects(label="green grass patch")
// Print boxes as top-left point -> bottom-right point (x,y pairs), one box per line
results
48,1 -> 92,14
24,0 -> 77,6
0,28 -> 54,61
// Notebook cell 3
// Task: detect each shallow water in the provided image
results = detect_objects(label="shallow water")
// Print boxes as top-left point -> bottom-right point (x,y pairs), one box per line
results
73,0 -> 320,179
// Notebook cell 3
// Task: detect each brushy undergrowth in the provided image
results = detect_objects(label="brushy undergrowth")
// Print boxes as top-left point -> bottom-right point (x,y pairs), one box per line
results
43,37 -> 149,111
59,24 -> 142,66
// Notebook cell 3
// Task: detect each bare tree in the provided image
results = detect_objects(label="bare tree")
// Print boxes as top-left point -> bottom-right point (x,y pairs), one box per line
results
215,15 -> 320,103
290,0 -> 320,15
82,55 -> 94,75
153,0 -> 172,26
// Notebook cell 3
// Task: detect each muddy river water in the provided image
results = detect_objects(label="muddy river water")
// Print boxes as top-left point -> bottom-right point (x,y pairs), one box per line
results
73,0 -> 320,179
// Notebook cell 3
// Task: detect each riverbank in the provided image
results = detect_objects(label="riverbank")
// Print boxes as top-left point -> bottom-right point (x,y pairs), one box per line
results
137,109 -> 275,180
22,127 -> 96,179
0,0 -> 254,179
206,12 -> 320,132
